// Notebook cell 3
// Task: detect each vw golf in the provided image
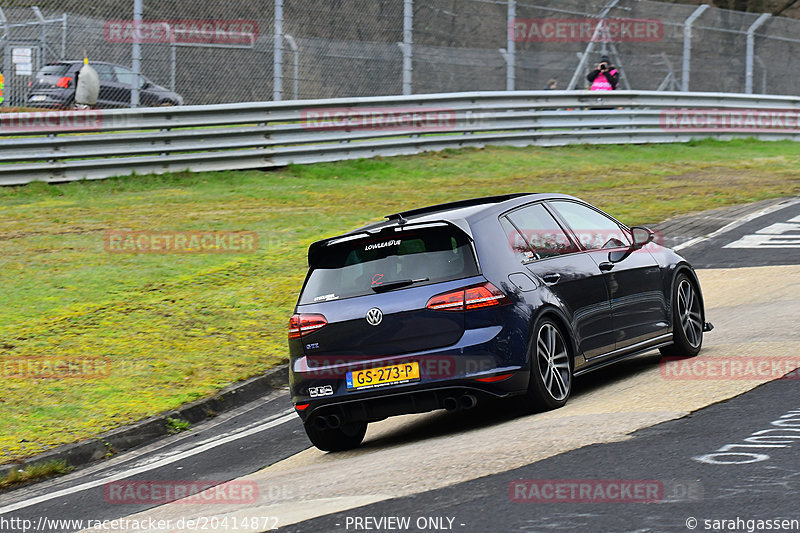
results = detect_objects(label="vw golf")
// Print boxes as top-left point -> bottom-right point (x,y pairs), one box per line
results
289,193 -> 712,451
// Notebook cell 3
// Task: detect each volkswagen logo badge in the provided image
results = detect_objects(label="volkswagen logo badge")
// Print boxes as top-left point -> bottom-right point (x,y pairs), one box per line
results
365,307 -> 383,326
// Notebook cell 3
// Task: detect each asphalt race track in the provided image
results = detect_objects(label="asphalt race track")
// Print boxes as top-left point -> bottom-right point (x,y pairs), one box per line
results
1,199 -> 798,533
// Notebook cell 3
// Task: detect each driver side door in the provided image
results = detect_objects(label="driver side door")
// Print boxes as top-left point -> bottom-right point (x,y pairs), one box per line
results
547,200 -> 669,355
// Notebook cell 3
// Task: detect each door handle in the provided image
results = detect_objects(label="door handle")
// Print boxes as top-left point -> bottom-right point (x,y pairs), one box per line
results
541,273 -> 561,284
599,262 -> 614,272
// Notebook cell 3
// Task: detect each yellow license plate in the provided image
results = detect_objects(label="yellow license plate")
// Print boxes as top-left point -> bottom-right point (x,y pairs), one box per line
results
346,362 -> 420,390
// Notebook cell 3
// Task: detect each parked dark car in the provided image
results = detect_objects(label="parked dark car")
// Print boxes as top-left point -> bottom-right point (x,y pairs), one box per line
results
27,61 -> 183,108
289,193 -> 712,451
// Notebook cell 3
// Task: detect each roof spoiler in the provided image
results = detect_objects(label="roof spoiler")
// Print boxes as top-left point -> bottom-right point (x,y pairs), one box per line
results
385,193 -> 532,221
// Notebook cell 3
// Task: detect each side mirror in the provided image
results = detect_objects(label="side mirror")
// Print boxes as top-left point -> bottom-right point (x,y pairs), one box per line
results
630,226 -> 654,249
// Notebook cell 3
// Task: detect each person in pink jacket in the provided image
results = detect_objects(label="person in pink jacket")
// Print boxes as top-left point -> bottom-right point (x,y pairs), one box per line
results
587,55 -> 619,90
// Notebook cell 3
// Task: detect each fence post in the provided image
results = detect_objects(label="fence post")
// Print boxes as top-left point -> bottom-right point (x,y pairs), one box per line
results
506,0 -> 515,91
402,0 -> 413,95
273,0 -> 284,101
131,0 -> 142,108
746,13 -> 770,94
681,5 -> 708,92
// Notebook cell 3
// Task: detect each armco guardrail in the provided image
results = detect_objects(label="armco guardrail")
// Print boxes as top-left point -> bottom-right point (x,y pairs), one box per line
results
2,90 -> 800,186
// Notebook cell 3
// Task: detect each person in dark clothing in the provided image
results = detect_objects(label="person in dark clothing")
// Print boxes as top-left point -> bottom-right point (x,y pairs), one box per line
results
587,55 -> 619,91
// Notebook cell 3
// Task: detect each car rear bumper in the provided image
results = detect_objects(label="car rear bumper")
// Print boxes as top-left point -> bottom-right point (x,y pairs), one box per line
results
294,374 -> 528,425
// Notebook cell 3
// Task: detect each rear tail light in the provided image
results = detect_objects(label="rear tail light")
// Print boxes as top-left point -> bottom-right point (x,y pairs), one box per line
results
426,282 -> 510,312
288,313 -> 327,339
56,76 -> 72,88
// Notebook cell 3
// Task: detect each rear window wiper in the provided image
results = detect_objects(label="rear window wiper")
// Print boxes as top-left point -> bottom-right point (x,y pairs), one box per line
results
371,277 -> 429,293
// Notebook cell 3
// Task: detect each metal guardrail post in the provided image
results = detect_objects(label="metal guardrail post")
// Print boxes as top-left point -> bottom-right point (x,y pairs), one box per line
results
681,5 -> 708,92
746,13 -> 771,94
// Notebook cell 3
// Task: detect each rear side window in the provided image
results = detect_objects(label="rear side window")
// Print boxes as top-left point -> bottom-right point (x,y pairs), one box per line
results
299,226 -> 478,304
504,203 -> 578,260
36,64 -> 71,77
114,66 -> 136,86
92,64 -> 116,82
548,201 -> 631,250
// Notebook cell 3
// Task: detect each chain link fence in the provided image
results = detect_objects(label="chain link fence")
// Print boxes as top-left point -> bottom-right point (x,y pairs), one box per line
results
1,0 -> 800,107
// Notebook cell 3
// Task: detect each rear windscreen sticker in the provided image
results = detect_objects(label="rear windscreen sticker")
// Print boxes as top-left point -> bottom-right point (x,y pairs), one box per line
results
313,293 -> 339,302
364,239 -> 401,251
371,273 -> 384,286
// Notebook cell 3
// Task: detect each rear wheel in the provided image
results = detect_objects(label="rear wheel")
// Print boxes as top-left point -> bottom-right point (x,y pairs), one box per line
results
659,273 -> 703,358
524,317 -> 573,412
303,418 -> 367,452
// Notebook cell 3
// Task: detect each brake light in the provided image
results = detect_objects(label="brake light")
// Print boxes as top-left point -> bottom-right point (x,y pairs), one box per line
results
426,282 -> 510,312
56,76 -> 72,88
288,313 -> 327,339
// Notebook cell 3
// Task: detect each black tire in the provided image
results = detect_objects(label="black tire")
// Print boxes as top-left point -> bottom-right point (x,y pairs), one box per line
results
303,418 -> 367,452
659,273 -> 704,358
524,317 -> 573,412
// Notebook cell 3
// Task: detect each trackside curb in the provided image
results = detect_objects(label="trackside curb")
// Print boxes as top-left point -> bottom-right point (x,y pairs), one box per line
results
0,364 -> 289,484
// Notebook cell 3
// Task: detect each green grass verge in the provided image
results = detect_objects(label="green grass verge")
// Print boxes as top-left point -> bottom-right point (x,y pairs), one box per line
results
0,459 -> 73,490
0,138 -> 798,462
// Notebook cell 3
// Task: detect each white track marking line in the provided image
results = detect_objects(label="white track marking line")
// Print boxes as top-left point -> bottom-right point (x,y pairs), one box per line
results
0,410 -> 296,515
673,198 -> 800,251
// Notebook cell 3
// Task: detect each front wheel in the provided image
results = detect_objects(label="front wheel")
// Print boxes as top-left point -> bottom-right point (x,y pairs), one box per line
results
524,317 -> 573,412
659,273 -> 704,358
303,418 -> 367,452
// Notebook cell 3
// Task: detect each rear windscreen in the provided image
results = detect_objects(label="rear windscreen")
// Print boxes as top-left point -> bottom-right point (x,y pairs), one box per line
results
299,226 -> 479,304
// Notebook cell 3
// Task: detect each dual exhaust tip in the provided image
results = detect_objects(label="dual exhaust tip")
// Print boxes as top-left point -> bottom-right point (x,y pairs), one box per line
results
313,413 -> 342,431
443,393 -> 477,412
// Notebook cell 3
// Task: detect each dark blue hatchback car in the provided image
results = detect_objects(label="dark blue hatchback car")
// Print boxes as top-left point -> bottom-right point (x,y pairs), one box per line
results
289,193 -> 712,451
